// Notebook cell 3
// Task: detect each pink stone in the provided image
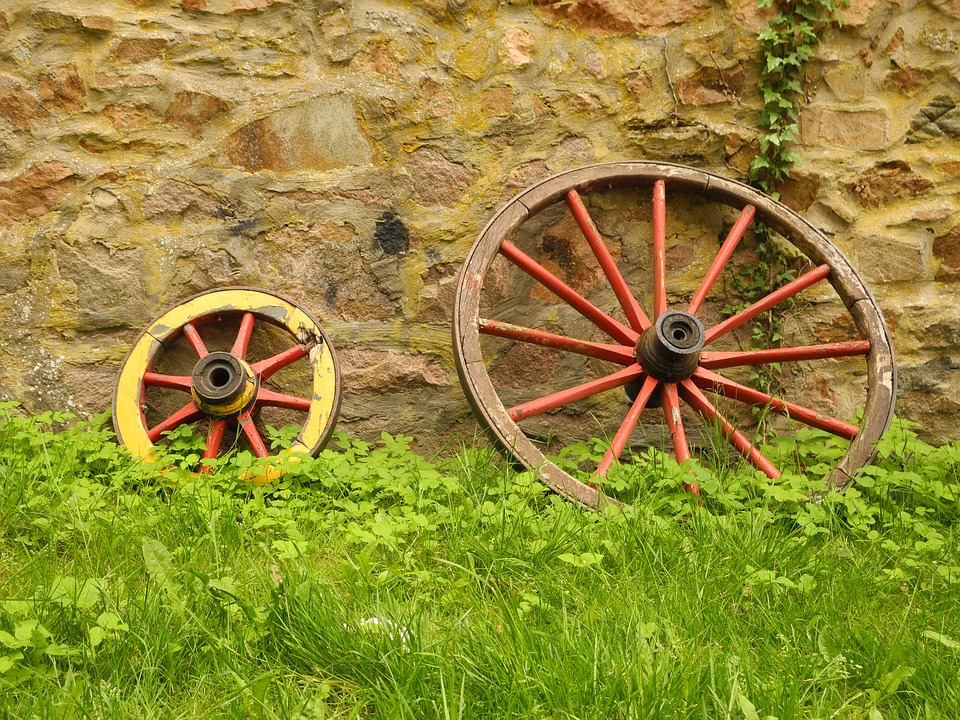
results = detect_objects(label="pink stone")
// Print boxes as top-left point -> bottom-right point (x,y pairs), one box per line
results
503,27 -> 534,67
534,0 -> 710,34
0,163 -> 76,226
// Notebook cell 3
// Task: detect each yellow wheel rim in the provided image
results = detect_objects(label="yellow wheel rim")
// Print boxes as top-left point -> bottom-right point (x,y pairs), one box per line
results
113,288 -> 340,483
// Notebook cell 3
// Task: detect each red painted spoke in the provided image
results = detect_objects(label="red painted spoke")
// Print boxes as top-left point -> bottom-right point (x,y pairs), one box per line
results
147,401 -> 203,443
652,180 -> 668,319
662,383 -> 691,464
143,372 -> 193,393
692,368 -> 859,440
595,375 -> 659,477
199,420 -> 228,473
699,340 -> 871,370
256,387 -> 312,412
231,312 -> 256,360
662,382 -> 700,496
182,323 -> 208,358
499,241 -> 639,345
704,264 -> 830,345
566,189 -> 651,332
250,344 -> 311,381
479,318 -> 635,365
509,364 -> 645,422
679,380 -> 781,479
237,409 -> 269,458
687,205 -> 756,314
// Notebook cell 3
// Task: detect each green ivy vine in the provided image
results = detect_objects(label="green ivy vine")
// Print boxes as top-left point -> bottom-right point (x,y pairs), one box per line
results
749,0 -> 847,194
730,0 -> 847,397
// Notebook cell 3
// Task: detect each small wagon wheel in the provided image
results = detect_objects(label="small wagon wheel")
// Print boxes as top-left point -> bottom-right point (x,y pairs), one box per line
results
114,288 -> 340,482
453,162 -> 896,507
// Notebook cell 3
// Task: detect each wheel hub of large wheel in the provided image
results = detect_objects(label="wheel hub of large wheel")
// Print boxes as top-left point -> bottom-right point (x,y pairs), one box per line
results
634,310 -> 705,383
190,351 -> 258,418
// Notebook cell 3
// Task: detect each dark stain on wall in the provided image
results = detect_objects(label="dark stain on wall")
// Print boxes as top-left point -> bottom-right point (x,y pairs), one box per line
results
375,211 -> 409,255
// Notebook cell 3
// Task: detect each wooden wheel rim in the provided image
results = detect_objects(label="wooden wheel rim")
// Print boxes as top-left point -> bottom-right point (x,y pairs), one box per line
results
453,161 -> 896,508
114,287 -> 341,482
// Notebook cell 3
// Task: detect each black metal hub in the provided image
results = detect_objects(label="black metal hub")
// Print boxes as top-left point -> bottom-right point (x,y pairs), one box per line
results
634,310 -> 706,383
191,351 -> 257,415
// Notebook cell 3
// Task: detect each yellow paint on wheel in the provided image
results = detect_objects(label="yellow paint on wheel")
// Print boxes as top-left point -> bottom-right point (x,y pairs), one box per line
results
112,287 -> 341,481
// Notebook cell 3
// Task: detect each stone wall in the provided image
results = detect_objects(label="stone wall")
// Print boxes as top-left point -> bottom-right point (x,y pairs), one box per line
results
1,0 -> 959,447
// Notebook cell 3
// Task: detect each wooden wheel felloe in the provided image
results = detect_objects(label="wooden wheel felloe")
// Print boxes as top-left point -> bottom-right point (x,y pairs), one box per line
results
114,288 -> 340,482
453,162 -> 896,508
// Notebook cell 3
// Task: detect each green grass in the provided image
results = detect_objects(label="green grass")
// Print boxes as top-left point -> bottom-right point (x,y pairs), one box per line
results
1,402 -> 959,719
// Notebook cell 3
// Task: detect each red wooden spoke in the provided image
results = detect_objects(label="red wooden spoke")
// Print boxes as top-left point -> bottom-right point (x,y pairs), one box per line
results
679,380 -> 781,479
143,372 -> 193,393
231,312 -> 256,360
182,322 -> 209,358
692,368 -> 859,440
662,383 -> 691,463
250,344 -> 311,381
595,374 -> 659,477
199,419 -> 228,473
499,241 -> 639,345
662,382 -> 699,496
509,364 -> 645,421
652,180 -> 668,319
566,190 -> 651,332
699,340 -> 871,370
704,264 -> 830,345
256,387 -> 313,412
479,318 -> 635,365
147,401 -> 203,443
237,409 -> 269,458
687,205 -> 756,314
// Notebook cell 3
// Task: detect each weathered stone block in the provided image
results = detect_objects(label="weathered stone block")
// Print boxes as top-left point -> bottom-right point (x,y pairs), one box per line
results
887,68 -> 930,96
38,65 -> 87,112
56,242 -> 152,330
841,0 -> 877,26
676,66 -> 744,106
0,77 -> 47,128
405,148 -> 479,206
933,0 -> 960,17
0,163 -> 76,227
143,180 -> 221,221
417,79 -> 454,118
934,225 -> 960,280
909,96 -> 960,141
846,161 -> 932,207
339,348 -> 449,396
113,38 -> 168,63
164,91 -> 226,134
799,107 -> 889,149
855,233 -> 931,283
223,96 -> 372,172
80,16 -> 116,31
824,65 -> 865,101
100,102 -> 150,129
481,87 -> 515,117
502,27 -> 534,68
534,0 -> 710,34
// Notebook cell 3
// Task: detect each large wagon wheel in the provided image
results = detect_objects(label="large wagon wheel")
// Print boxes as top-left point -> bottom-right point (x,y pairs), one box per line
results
453,162 -> 896,507
114,288 -> 340,483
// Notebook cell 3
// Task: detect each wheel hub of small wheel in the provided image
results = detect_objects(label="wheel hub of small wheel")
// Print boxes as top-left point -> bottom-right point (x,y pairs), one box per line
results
634,311 -> 705,383
190,352 -> 258,418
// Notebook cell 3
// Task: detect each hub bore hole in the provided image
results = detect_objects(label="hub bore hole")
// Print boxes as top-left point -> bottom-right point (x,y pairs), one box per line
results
211,367 -> 232,388
673,328 -> 687,342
